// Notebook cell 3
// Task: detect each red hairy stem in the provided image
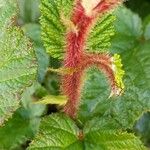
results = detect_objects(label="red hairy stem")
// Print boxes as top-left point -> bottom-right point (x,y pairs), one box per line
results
81,53 -> 116,92
62,1 -> 94,118
62,0 -> 123,118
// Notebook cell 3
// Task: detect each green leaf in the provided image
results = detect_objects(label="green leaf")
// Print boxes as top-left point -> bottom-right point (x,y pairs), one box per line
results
40,0 -> 74,59
0,27 -> 37,125
84,117 -> 146,150
0,112 -> 41,150
0,0 -> 37,125
23,23 -> 49,82
106,7 -> 150,128
135,113 -> 150,147
111,6 -> 142,53
28,114 -> 146,150
23,23 -> 43,46
114,6 -> 142,38
107,41 -> 150,129
28,113 -> 83,150
0,113 -> 34,150
20,83 -> 46,119
79,68 -> 111,122
87,14 -> 116,53
18,0 -> 41,24
0,83 -> 46,150
0,0 -> 16,30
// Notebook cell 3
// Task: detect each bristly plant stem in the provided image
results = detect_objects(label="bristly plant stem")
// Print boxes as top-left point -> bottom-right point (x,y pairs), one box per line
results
62,0 -> 124,118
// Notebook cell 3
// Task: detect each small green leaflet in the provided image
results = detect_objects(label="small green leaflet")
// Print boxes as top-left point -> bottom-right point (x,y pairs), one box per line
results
40,0 -> 74,59
87,14 -> 116,53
